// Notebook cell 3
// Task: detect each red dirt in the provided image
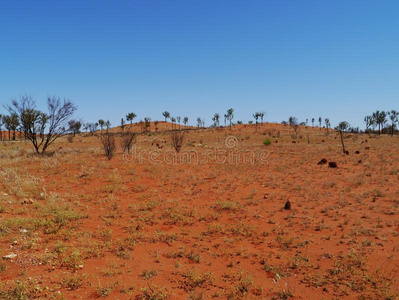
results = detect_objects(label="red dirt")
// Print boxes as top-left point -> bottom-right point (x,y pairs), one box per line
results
0,123 -> 398,299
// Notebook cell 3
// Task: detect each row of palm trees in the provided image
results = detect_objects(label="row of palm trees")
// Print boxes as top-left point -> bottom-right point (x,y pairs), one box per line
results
364,110 -> 398,136
86,108 -> 398,136
0,113 -> 19,141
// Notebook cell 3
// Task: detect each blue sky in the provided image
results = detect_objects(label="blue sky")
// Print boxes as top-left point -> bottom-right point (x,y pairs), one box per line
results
1,0 -> 398,128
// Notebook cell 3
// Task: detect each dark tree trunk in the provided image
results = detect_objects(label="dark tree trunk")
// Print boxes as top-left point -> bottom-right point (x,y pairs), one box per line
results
340,131 -> 346,154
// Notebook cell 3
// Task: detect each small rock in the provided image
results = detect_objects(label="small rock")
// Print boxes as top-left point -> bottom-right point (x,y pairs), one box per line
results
317,158 -> 328,165
263,194 -> 269,199
19,229 -> 28,233
3,253 -> 17,260
79,265 -> 84,269
355,151 -> 360,154
22,198 -> 34,204
329,162 -> 338,168
284,201 -> 291,210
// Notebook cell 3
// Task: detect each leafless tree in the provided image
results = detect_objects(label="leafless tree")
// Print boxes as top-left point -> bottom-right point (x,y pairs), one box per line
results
170,132 -> 184,152
120,131 -> 136,153
101,133 -> 116,160
5,95 -> 77,154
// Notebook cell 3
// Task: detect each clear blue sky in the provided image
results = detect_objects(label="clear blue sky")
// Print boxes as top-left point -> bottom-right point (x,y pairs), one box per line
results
1,0 -> 398,128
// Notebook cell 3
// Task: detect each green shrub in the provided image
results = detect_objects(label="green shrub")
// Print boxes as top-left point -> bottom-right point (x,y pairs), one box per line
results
263,139 -> 271,146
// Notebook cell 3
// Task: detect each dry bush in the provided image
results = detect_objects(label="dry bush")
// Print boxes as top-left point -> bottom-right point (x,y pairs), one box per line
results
120,132 -> 136,153
170,132 -> 184,152
100,133 -> 116,160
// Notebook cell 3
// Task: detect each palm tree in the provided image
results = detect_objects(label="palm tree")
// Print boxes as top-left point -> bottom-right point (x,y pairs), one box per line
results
176,116 -> 181,130
121,118 -> 125,131
212,113 -> 220,127
325,118 -> 330,135
162,111 -> 170,122
171,117 -> 176,130
335,121 -> 350,153
372,110 -> 387,134
126,112 -> 137,125
260,111 -> 265,124
311,118 -> 315,127
364,115 -> 374,132
226,108 -> 234,129
289,116 -> 298,128
10,113 -> 19,140
253,112 -> 260,131
105,120 -> 111,131
183,117 -> 189,129
144,117 -> 151,132
318,117 -> 322,130
197,117 -> 202,128
388,110 -> 398,136
2,115 -> 12,141
98,119 -> 105,131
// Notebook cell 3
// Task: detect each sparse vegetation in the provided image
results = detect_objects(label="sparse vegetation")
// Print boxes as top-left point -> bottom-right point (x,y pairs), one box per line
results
100,133 -> 116,160
170,131 -> 184,152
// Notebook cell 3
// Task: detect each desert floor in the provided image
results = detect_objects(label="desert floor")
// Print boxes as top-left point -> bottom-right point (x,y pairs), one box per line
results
0,123 -> 398,299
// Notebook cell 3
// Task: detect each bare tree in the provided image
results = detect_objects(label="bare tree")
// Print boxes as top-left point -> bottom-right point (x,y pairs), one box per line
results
100,133 -> 116,160
5,95 -> 77,154
170,131 -> 184,152
289,116 -> 299,138
120,131 -> 136,153
88,123 -> 97,135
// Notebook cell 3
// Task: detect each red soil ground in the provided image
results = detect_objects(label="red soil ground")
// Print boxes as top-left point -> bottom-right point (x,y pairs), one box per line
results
0,122 -> 398,299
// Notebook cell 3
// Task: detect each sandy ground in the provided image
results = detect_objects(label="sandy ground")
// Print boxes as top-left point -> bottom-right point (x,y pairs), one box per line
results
0,122 -> 398,299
